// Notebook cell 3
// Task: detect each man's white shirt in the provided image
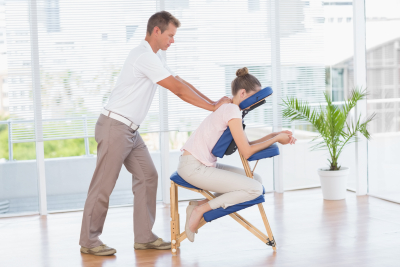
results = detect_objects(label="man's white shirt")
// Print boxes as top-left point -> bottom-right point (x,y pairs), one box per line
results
105,40 -> 174,125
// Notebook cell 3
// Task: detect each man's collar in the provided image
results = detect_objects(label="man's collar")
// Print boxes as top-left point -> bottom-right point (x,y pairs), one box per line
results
141,40 -> 158,53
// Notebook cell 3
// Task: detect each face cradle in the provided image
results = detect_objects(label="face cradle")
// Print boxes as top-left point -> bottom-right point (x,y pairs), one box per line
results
230,87 -> 261,106
238,87 -> 261,102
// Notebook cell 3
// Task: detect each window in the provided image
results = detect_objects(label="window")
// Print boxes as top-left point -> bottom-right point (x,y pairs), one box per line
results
366,0 -> 400,202
126,25 -> 138,42
2,0 -> 326,214
248,0 -> 260,12
45,0 -> 60,33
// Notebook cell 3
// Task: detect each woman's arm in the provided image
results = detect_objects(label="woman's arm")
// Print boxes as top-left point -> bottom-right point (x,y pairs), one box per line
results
249,130 -> 295,145
249,132 -> 280,145
228,118 -> 292,159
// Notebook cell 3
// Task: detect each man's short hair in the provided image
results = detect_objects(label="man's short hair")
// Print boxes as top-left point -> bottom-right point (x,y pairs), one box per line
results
147,11 -> 181,35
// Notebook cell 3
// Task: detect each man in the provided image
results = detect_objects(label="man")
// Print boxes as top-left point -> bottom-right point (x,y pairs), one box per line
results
79,11 -> 231,256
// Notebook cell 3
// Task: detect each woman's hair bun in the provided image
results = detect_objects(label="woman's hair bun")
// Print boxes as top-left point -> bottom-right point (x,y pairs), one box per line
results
236,67 -> 249,77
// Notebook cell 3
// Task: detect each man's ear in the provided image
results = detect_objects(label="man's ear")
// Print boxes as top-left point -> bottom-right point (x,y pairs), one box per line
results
153,26 -> 160,36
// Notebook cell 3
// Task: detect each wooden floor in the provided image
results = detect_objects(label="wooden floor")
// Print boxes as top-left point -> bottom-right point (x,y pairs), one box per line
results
0,188 -> 399,267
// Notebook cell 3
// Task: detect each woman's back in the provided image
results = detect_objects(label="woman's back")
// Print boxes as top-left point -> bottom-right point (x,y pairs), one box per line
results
181,103 -> 241,167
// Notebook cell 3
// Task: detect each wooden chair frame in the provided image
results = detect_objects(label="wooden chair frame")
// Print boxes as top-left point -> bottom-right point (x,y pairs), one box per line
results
170,150 -> 277,255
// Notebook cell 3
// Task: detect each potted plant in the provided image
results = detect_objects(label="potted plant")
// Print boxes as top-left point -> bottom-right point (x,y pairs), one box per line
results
281,88 -> 375,200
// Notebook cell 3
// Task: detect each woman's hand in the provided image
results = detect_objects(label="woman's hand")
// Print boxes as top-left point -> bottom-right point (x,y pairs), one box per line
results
276,132 -> 297,145
275,133 -> 290,145
280,130 -> 293,136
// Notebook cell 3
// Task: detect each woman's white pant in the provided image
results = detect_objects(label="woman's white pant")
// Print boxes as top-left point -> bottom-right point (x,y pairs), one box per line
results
177,155 -> 263,209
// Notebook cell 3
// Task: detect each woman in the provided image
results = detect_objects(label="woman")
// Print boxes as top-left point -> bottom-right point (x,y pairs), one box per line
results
178,67 -> 296,242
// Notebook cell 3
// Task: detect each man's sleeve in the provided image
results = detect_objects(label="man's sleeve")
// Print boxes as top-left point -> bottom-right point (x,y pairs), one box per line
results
157,51 -> 176,77
136,52 -> 172,84
163,63 -> 176,77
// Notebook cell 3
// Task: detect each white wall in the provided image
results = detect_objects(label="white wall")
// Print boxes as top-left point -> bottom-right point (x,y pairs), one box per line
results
281,140 -> 357,190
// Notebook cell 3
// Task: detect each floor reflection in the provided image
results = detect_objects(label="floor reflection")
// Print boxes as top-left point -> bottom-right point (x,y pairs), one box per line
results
321,198 -> 349,247
80,254 -> 117,267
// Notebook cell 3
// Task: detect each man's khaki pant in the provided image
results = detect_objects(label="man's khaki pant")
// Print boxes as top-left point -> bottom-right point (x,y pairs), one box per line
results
79,114 -> 158,248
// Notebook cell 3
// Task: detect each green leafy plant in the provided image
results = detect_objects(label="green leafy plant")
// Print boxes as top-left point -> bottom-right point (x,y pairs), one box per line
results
281,88 -> 375,171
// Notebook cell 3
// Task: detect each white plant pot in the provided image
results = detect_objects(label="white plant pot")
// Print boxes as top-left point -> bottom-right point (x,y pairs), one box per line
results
318,167 -> 349,200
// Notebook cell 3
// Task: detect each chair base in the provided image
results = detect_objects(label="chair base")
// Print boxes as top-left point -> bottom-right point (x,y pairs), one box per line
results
169,181 -> 277,255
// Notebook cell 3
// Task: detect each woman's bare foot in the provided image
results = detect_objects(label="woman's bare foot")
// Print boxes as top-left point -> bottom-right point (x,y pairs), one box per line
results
188,203 -> 212,233
191,199 -> 209,206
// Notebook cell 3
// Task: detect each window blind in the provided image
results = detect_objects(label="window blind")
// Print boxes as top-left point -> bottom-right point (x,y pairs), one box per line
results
6,0 -> 325,143
6,0 -> 158,143
162,0 -> 325,131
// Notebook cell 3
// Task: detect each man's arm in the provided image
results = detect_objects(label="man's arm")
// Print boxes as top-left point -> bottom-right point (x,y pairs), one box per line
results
175,76 -> 214,104
157,75 -> 230,112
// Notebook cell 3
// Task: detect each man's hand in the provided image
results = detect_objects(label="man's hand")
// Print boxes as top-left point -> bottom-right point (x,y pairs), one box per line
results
213,96 -> 232,111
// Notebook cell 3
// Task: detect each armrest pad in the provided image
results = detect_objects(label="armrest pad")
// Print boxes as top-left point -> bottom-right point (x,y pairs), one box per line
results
247,143 -> 280,161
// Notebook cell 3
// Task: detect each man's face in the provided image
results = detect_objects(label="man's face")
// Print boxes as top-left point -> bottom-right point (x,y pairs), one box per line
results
158,23 -> 177,51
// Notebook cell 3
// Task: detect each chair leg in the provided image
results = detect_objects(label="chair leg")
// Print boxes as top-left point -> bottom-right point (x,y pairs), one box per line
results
239,152 -> 254,178
239,151 -> 277,250
174,183 -> 181,248
228,212 -> 270,244
258,203 -> 276,250
203,189 -> 274,248
170,182 -> 178,255
232,211 -> 269,241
